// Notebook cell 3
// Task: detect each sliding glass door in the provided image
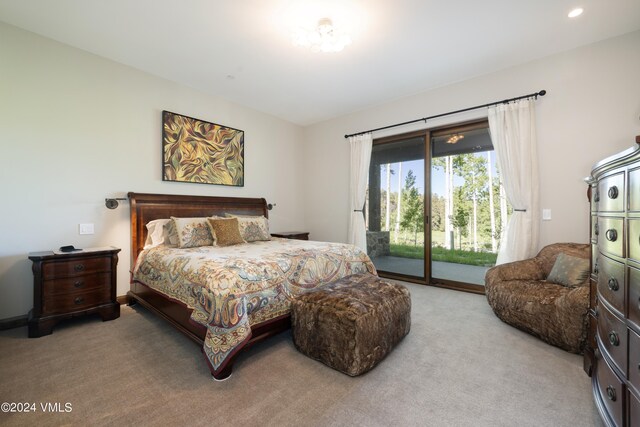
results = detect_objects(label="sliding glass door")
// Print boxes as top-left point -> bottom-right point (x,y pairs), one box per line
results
366,131 -> 427,280
430,122 -> 502,291
367,121 -> 503,293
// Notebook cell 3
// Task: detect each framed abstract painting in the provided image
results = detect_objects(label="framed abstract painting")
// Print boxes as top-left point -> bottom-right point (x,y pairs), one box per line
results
162,110 -> 244,186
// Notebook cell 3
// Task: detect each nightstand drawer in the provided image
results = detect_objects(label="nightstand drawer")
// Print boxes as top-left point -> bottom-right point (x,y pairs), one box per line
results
42,287 -> 111,315
42,256 -> 112,279
43,272 -> 110,296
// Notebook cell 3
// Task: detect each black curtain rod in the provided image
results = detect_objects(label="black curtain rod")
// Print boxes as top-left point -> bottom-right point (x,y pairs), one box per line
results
344,89 -> 546,139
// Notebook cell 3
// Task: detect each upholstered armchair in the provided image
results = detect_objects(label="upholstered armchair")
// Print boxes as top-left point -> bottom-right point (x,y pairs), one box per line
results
484,243 -> 590,354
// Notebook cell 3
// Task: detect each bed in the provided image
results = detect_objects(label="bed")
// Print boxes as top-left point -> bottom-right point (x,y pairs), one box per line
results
127,192 -> 375,379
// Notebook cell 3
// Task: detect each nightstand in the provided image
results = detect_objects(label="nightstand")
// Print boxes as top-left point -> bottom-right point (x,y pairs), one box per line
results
28,247 -> 120,337
271,232 -> 309,241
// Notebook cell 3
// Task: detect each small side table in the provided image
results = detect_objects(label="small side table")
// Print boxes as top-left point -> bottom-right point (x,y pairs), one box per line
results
28,247 -> 120,337
271,232 -> 310,241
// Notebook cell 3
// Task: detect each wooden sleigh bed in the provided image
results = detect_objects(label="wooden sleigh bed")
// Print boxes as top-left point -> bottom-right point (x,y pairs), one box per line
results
127,192 -> 291,380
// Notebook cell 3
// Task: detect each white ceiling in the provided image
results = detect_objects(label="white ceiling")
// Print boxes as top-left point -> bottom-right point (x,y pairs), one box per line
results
1,0 -> 639,125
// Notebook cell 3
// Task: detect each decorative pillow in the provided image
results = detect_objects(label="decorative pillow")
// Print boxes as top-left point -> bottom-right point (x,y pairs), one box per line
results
207,217 -> 245,247
171,217 -> 214,248
144,219 -> 178,248
224,214 -> 270,242
547,253 -> 590,287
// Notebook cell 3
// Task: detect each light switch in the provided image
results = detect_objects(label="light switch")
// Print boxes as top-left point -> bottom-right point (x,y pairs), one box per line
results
542,209 -> 552,221
79,223 -> 94,235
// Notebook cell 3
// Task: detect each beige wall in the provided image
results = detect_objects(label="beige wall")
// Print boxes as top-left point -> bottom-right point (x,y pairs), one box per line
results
0,23 -> 304,319
301,31 -> 640,249
2,23 -> 640,320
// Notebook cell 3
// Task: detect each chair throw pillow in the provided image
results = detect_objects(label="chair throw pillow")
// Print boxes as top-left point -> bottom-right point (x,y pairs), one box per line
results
207,217 -> 245,247
547,253 -> 590,287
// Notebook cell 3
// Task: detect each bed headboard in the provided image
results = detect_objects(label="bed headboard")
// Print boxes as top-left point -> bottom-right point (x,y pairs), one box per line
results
128,192 -> 268,268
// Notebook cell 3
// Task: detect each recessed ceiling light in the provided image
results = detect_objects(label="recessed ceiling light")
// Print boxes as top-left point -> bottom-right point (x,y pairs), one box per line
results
568,7 -> 584,18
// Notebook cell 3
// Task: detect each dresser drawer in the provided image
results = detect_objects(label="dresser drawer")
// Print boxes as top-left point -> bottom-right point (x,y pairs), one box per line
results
590,184 -> 598,213
629,267 -> 640,332
598,217 -> 625,258
598,300 -> 628,375
42,287 -> 111,315
42,256 -> 112,279
629,329 -> 640,397
596,353 -> 625,427
630,219 -> 640,265
597,254 -> 626,314
597,172 -> 625,213
589,311 -> 598,350
42,272 -> 110,296
630,390 -> 640,426
591,216 -> 599,243
630,166 -> 640,212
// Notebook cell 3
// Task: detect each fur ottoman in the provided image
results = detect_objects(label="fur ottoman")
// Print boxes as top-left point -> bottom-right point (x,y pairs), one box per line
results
291,273 -> 411,376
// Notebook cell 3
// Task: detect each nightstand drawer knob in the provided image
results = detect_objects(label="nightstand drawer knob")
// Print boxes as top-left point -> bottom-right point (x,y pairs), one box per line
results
605,229 -> 617,242
606,385 -> 617,402
608,331 -> 620,347
74,297 -> 84,305
608,186 -> 619,199
608,278 -> 619,291
74,281 -> 83,288
74,264 -> 85,272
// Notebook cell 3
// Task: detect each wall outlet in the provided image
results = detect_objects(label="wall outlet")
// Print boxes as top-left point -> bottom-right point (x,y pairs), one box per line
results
542,209 -> 552,221
79,223 -> 94,235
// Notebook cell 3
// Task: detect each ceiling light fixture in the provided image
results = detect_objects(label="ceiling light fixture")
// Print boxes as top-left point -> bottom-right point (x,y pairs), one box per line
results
447,134 -> 465,144
292,18 -> 352,53
568,7 -> 584,18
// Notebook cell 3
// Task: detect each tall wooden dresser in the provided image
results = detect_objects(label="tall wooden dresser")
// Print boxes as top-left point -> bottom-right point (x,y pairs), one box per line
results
585,135 -> 640,427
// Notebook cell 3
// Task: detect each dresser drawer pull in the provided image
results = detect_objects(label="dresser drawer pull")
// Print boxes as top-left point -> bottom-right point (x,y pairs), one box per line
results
607,278 -> 619,292
594,223 -> 599,236
74,264 -> 85,272
607,186 -> 619,199
74,281 -> 83,288
608,331 -> 620,347
605,229 -> 617,242
74,297 -> 84,305
606,385 -> 617,402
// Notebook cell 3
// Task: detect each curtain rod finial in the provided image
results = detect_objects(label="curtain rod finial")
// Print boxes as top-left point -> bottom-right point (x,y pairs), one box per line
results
539,90 -> 547,96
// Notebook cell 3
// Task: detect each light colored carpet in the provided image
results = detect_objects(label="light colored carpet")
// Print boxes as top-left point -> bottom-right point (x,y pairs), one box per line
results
0,282 -> 603,426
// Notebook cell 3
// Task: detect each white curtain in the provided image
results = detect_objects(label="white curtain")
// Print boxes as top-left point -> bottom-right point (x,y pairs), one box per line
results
488,99 -> 540,265
348,133 -> 373,253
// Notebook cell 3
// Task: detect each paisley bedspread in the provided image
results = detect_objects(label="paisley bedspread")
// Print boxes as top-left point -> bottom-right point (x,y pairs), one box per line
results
132,238 -> 376,376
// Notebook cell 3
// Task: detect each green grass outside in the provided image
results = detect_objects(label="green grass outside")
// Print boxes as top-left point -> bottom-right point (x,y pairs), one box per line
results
389,243 -> 497,267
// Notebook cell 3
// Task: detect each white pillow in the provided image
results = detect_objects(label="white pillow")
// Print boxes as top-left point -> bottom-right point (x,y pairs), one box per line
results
144,219 -> 177,249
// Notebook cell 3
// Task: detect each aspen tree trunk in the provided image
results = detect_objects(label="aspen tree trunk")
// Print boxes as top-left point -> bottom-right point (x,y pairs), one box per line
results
385,164 -> 391,231
472,175 -> 478,252
444,156 -> 452,249
395,162 -> 402,243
